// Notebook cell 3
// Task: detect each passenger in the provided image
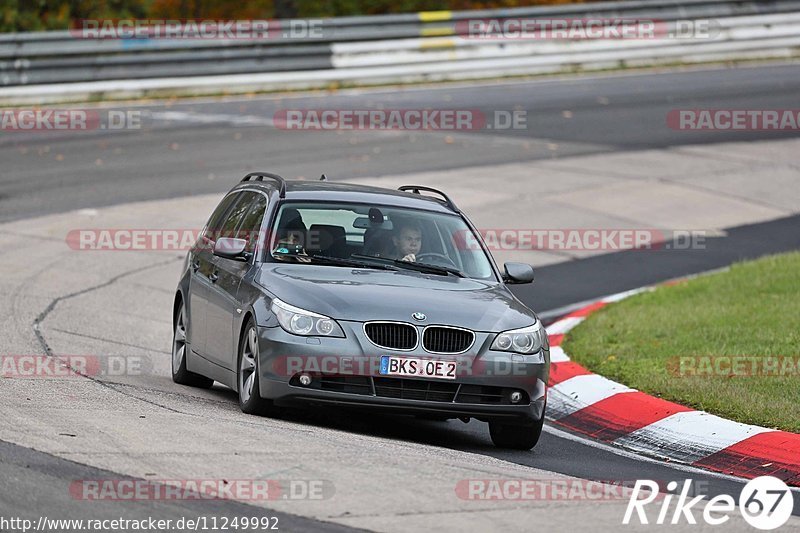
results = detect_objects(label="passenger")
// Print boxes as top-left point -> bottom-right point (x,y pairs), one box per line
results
273,208 -> 311,263
391,220 -> 423,262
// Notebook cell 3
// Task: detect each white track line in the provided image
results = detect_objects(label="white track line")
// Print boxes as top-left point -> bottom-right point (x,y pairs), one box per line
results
614,411 -> 776,464
549,346 -> 570,363
546,316 -> 585,335
549,374 -> 636,420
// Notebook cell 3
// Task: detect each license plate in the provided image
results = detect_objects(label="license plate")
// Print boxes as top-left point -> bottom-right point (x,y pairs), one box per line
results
379,356 -> 456,380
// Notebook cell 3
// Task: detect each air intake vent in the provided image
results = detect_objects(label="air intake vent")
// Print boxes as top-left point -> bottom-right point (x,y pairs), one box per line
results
373,377 -> 458,402
364,322 -> 417,350
422,326 -> 474,354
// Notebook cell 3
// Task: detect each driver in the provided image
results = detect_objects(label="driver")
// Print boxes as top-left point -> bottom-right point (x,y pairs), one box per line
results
391,220 -> 423,262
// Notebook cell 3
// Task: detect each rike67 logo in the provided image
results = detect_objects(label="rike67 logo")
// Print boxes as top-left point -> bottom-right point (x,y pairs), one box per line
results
624,477 -> 794,530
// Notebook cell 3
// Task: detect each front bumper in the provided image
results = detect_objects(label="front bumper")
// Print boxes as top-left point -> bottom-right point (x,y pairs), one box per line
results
256,321 -> 548,423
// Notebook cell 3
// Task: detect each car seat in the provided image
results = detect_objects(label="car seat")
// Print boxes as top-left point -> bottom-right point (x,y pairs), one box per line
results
308,224 -> 347,258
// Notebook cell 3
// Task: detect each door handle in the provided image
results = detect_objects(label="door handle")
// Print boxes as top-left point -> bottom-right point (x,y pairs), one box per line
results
192,260 -> 201,272
209,270 -> 219,283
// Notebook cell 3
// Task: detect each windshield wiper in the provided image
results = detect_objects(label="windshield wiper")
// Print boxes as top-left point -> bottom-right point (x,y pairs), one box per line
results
350,254 -> 466,278
405,261 -> 466,278
277,253 -> 400,271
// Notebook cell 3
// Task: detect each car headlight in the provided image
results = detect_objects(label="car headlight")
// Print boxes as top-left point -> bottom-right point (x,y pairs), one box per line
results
271,298 -> 345,337
491,322 -> 547,355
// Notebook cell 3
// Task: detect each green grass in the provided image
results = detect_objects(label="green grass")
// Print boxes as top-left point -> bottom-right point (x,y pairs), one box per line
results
561,252 -> 800,433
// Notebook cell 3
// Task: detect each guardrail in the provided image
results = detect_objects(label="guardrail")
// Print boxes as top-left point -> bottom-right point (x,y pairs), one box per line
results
0,0 -> 799,103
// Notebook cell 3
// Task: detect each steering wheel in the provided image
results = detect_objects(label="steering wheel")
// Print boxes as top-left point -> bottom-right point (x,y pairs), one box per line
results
415,252 -> 458,269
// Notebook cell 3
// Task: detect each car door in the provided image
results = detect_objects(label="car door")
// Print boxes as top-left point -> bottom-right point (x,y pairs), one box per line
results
189,191 -> 241,359
204,191 -> 264,369
228,192 -> 269,366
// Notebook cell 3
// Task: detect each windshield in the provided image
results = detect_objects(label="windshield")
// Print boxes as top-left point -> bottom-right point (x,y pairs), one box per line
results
268,202 -> 496,280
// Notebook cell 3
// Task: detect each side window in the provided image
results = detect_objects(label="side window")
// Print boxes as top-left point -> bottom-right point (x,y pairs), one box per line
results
220,192 -> 256,238
202,192 -> 241,243
235,193 -> 268,254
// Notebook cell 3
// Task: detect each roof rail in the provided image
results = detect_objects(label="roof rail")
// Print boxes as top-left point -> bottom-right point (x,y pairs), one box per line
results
398,185 -> 459,212
241,172 -> 286,198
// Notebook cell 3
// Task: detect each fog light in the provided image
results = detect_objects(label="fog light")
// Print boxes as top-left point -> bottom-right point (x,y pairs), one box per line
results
510,391 -> 522,404
299,374 -> 312,386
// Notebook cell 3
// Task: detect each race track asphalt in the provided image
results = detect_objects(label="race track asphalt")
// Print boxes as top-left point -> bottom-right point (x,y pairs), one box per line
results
3,62 -> 800,223
2,63 -> 799,527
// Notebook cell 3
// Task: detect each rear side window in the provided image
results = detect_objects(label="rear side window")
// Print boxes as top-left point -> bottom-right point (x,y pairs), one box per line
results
235,193 -> 268,254
220,192 -> 257,237
202,192 -> 240,243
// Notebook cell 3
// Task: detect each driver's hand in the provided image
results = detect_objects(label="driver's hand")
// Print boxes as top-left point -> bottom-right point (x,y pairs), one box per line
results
401,254 -> 416,262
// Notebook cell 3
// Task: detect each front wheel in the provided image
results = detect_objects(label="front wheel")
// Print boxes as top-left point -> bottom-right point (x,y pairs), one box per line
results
172,301 -> 214,389
237,319 -> 276,416
489,415 -> 545,450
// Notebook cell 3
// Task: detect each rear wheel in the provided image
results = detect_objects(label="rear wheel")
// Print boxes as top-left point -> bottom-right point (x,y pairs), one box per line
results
172,301 -> 214,388
237,319 -> 276,415
489,415 -> 545,450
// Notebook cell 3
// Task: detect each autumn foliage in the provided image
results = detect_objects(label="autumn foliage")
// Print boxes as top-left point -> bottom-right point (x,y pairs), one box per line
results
1,0 -> 602,32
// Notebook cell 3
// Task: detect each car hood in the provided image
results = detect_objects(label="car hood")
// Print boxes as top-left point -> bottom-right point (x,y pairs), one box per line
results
256,264 -> 537,332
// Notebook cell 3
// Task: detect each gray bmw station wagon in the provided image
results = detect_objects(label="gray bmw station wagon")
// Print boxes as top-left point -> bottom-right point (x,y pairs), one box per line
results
172,173 -> 549,449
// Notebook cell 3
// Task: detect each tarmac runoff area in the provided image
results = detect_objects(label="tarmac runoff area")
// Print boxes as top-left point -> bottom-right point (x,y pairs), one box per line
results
0,136 -> 799,531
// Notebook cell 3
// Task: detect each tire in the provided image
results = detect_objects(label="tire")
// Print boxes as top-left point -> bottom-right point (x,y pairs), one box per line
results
172,300 -> 214,389
489,415 -> 545,450
237,318 -> 276,416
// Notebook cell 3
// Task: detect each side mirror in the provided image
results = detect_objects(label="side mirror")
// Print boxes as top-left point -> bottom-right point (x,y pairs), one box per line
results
213,237 -> 250,261
503,262 -> 534,284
